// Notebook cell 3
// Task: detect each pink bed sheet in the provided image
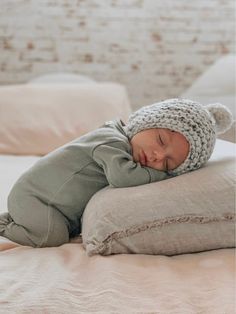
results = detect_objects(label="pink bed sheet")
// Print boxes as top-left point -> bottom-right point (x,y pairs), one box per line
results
0,237 -> 235,313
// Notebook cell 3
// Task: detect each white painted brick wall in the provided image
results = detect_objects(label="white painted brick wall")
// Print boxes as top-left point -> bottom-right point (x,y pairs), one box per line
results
0,0 -> 235,109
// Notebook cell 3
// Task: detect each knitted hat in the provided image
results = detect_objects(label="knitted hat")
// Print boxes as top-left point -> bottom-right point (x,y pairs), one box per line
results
125,98 -> 233,175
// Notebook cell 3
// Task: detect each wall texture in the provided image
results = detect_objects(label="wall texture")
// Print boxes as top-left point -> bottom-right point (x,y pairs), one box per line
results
0,0 -> 235,109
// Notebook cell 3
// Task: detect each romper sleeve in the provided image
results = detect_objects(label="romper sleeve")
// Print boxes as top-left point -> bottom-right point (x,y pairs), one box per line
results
92,141 -> 171,188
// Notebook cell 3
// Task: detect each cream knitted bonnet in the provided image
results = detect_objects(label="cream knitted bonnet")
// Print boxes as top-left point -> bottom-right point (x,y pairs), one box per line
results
125,98 -> 233,175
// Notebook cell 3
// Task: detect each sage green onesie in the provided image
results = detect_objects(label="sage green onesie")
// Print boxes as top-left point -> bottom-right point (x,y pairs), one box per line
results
0,119 -> 170,247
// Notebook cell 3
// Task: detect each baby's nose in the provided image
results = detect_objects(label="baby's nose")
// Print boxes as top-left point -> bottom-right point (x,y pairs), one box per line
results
151,149 -> 165,162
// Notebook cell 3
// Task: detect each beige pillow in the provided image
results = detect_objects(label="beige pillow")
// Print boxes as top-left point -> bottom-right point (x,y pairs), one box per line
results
81,139 -> 236,256
0,83 -> 131,155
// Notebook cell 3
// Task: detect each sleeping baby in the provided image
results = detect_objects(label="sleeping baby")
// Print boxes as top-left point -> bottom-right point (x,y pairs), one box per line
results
0,98 -> 233,247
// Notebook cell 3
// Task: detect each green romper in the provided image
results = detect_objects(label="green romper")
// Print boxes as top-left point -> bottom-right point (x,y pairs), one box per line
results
0,119 -> 170,247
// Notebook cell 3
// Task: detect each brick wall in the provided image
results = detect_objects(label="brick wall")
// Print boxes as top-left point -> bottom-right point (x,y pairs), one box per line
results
0,0 -> 235,109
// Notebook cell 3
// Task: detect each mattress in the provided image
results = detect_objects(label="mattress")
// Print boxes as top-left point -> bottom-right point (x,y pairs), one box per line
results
0,140 -> 235,313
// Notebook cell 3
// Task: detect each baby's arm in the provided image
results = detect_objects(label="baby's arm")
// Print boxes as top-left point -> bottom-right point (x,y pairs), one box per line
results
93,141 -> 171,188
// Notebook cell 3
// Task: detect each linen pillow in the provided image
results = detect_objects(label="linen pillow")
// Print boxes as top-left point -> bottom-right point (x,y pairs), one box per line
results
81,139 -> 236,256
0,83 -> 131,155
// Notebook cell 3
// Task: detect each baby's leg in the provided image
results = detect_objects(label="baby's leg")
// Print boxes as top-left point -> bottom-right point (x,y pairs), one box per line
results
0,187 -> 70,247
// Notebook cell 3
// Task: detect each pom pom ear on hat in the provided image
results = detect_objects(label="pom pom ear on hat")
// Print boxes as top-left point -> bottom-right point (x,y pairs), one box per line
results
206,103 -> 234,135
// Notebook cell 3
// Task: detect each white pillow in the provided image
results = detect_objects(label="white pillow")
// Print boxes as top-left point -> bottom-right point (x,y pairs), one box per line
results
0,83 -> 132,155
181,54 -> 236,143
27,73 -> 96,84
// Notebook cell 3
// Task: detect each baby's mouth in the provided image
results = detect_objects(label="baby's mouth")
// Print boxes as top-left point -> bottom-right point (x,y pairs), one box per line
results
139,149 -> 147,166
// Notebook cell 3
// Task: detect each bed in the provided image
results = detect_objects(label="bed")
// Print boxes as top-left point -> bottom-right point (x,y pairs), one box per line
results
0,56 -> 235,313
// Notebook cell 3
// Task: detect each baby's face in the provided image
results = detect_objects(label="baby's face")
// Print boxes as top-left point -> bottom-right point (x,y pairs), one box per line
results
130,128 -> 189,172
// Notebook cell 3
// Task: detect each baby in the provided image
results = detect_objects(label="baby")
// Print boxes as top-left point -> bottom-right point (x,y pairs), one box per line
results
0,98 -> 233,248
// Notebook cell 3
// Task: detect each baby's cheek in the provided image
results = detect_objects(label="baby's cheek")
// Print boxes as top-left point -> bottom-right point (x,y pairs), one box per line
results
149,162 -> 164,171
